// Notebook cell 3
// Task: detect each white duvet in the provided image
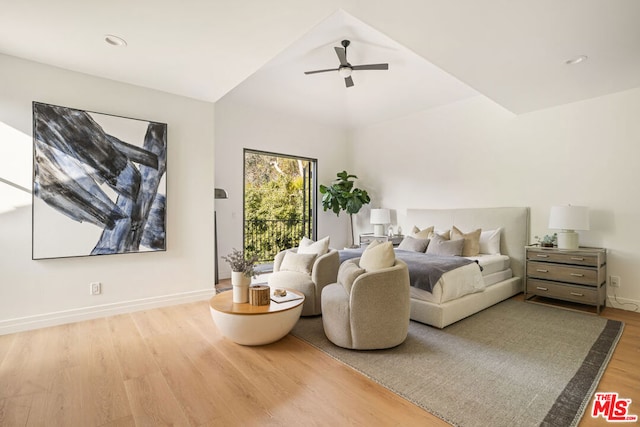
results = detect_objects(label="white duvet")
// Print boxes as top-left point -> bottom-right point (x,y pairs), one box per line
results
410,254 -> 513,305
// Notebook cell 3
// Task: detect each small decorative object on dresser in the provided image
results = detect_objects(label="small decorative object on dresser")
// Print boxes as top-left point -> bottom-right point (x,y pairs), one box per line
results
525,246 -> 606,313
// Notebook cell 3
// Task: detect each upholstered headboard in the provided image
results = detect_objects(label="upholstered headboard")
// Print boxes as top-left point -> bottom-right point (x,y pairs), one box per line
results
405,207 -> 530,279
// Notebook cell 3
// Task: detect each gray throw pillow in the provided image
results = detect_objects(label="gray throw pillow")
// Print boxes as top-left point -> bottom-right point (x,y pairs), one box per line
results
397,236 -> 430,252
426,234 -> 464,256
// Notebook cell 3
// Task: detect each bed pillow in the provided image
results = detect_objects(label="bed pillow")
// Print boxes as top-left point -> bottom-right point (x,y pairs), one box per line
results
426,233 -> 464,256
298,236 -> 329,256
359,240 -> 395,272
409,225 -> 434,239
280,251 -> 317,275
398,236 -> 430,252
428,229 -> 451,240
451,226 -> 482,257
479,228 -> 502,255
338,261 -> 366,294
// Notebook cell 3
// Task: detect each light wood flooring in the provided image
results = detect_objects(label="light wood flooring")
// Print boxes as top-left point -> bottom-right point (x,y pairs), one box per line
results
0,289 -> 638,426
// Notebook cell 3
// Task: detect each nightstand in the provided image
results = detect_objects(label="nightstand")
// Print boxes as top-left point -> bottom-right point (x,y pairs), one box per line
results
524,246 -> 607,314
359,233 -> 404,248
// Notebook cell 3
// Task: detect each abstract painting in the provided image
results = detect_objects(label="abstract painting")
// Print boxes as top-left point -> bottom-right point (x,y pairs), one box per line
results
32,102 -> 167,259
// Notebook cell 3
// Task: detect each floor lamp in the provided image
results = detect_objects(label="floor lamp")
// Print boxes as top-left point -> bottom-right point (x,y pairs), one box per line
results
214,188 -> 228,284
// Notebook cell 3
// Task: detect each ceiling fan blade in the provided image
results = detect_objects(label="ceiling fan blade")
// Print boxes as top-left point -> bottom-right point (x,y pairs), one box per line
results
351,63 -> 389,71
344,76 -> 354,88
304,68 -> 340,75
334,47 -> 349,66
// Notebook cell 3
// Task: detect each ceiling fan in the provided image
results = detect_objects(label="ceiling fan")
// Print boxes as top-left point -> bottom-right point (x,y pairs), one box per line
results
304,40 -> 389,88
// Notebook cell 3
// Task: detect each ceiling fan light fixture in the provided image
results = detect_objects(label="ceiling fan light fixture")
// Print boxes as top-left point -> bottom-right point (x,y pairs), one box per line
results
338,66 -> 352,78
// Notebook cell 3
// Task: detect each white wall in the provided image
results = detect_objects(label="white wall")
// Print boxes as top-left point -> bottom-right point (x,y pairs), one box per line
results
0,54 -> 216,333
214,98 -> 351,279
351,89 -> 640,309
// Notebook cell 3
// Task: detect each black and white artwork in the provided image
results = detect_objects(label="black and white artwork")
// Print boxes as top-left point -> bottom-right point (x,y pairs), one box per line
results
32,102 -> 167,259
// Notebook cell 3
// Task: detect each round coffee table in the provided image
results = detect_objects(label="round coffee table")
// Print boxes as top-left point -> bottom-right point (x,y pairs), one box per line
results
209,288 -> 305,345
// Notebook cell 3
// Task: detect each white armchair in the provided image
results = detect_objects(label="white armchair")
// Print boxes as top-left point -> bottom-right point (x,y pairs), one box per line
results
268,248 -> 340,316
321,258 -> 410,350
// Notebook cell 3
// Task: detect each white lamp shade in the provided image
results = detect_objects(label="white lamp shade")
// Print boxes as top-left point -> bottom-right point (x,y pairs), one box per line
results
548,205 -> 589,231
370,208 -> 391,225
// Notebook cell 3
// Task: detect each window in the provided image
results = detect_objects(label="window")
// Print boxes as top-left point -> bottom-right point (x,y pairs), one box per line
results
243,149 -> 317,262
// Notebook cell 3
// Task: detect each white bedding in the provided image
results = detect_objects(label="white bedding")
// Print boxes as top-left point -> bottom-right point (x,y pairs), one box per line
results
466,254 -> 510,276
410,254 -> 513,305
405,207 -> 529,328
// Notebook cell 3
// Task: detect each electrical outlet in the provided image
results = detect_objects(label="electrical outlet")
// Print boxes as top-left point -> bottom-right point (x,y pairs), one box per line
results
90,282 -> 101,295
610,276 -> 621,288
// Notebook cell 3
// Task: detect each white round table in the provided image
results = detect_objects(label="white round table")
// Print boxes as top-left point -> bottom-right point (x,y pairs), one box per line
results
209,288 -> 305,345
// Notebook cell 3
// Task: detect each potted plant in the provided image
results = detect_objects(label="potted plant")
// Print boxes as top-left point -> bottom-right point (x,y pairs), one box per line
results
535,233 -> 557,248
319,171 -> 371,248
222,248 -> 258,303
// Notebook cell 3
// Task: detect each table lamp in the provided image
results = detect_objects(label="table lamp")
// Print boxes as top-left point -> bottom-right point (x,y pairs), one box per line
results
370,208 -> 390,236
548,205 -> 589,250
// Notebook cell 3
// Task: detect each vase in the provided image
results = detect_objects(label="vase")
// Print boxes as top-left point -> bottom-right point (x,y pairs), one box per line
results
231,271 -> 250,303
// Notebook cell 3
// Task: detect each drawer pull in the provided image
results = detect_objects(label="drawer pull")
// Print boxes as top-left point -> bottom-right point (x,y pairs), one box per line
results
570,257 -> 585,261
570,273 -> 584,277
536,269 -> 549,273
570,292 -> 584,297
536,254 -> 549,258
536,286 -> 549,291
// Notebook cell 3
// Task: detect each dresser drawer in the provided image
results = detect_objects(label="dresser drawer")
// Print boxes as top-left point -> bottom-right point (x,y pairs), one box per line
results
526,250 -> 599,267
527,261 -> 598,286
526,279 -> 599,304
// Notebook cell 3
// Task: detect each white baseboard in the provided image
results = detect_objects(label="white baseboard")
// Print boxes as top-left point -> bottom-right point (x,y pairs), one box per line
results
606,294 -> 640,312
0,289 -> 216,336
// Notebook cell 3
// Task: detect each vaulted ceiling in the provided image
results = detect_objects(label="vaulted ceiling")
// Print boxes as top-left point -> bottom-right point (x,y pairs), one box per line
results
1,1 -> 640,128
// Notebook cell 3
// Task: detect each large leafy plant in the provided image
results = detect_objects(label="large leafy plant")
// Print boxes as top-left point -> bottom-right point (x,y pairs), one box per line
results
319,171 -> 371,247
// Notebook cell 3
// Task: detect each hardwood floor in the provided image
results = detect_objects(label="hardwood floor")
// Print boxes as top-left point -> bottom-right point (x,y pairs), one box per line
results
0,290 -> 638,426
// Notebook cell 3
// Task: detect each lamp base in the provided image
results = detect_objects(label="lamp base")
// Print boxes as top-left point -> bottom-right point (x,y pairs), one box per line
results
557,230 -> 579,250
373,224 -> 386,236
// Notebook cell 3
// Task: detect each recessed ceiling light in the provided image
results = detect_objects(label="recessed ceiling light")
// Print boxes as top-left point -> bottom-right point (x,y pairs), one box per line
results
104,34 -> 127,47
565,55 -> 588,65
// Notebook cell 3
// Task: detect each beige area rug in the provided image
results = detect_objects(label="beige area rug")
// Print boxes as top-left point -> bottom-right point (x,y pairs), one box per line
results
290,299 -> 623,427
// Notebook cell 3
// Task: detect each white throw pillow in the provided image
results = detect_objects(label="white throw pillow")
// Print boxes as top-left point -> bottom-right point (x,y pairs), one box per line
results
479,228 -> 502,255
280,251 -> 317,275
359,240 -> 395,272
298,236 -> 329,256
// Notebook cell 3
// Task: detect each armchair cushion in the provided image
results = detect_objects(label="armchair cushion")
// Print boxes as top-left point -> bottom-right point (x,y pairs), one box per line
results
298,236 -> 330,256
280,251 -> 317,275
360,240 -> 395,272
337,260 -> 365,294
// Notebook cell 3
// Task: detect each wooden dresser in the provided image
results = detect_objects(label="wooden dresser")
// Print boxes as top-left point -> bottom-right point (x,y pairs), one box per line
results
524,246 -> 607,313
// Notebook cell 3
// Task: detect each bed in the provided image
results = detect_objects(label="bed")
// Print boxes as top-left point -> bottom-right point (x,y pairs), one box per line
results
342,207 -> 530,328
